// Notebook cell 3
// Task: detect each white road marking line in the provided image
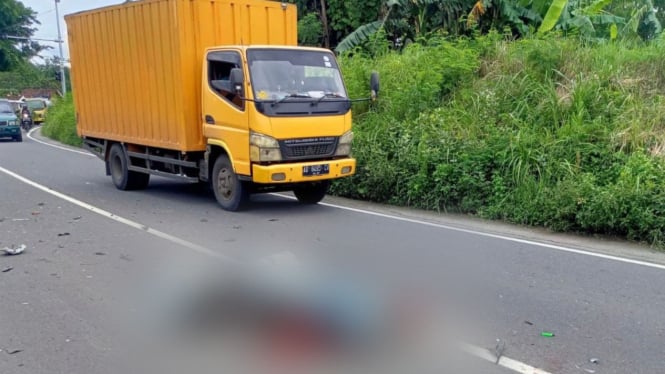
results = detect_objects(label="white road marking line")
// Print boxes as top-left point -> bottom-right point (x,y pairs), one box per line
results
0,164 -> 549,374
24,127 -> 665,271
27,127 -> 95,157
273,193 -> 665,271
460,344 -> 551,374
0,165 -> 230,262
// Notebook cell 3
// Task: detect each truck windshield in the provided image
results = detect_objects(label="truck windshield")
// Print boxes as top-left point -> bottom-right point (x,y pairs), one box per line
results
248,49 -> 347,102
26,100 -> 46,110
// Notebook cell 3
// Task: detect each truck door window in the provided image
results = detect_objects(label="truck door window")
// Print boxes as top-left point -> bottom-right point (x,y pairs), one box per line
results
207,51 -> 244,110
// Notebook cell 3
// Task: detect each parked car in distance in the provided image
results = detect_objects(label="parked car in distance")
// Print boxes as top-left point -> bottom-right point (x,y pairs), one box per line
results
25,98 -> 48,124
0,100 -> 22,142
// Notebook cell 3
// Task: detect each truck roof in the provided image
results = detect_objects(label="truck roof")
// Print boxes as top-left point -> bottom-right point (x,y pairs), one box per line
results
207,45 -> 335,54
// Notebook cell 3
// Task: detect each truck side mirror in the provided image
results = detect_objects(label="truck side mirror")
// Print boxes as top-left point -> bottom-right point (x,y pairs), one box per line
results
370,71 -> 380,101
230,68 -> 244,96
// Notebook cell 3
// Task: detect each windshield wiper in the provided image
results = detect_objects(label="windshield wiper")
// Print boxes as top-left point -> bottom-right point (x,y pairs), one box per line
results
272,93 -> 312,106
312,92 -> 345,105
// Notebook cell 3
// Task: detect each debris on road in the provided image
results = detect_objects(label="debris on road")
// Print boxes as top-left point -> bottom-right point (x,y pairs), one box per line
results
95,252 -> 107,256
72,216 -> 82,221
7,349 -> 23,355
2,266 -> 13,273
2,244 -> 26,256
31,211 -> 40,216
119,254 -> 133,262
232,225 -> 241,229
268,218 -> 279,222
524,320 -> 533,325
540,331 -> 555,337
200,218 -> 208,222
57,232 -> 70,237
590,358 -> 599,364
11,218 -> 29,222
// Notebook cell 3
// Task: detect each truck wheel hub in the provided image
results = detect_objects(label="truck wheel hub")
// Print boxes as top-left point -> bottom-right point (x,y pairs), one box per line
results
217,167 -> 234,199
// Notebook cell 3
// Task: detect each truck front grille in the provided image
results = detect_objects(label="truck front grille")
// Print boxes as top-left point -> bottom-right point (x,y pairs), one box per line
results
0,121 -> 7,126
279,136 -> 338,160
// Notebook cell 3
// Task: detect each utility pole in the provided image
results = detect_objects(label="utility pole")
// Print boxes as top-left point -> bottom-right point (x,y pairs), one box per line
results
55,0 -> 66,96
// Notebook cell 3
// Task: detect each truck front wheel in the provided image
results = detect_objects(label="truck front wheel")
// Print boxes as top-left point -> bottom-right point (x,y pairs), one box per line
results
108,144 -> 150,190
293,181 -> 329,205
212,155 -> 248,211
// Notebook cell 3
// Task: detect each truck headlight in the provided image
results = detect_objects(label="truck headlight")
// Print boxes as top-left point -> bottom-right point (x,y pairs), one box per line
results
250,132 -> 282,162
8,120 -> 17,126
335,131 -> 354,156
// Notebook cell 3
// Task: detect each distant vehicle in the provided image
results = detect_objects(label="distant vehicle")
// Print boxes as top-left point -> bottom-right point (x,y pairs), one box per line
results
20,105 -> 33,132
0,100 -> 22,142
25,98 -> 48,124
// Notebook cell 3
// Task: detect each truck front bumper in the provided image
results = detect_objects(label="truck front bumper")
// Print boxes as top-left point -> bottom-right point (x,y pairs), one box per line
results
252,158 -> 356,184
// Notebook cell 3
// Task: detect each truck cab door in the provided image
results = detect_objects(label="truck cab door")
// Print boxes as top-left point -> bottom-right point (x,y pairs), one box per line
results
202,50 -> 250,176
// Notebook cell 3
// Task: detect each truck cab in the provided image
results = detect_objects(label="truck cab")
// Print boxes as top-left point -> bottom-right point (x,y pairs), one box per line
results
202,46 -> 356,210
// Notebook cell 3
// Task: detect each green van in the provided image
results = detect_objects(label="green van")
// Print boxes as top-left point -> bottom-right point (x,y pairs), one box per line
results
0,100 -> 22,142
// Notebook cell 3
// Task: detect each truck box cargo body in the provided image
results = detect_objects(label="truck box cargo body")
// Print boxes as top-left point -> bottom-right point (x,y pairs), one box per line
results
66,0 -> 372,211
66,0 -> 297,151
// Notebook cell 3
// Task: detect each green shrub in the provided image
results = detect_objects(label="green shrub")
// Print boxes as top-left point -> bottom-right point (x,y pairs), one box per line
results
333,35 -> 665,247
41,93 -> 81,147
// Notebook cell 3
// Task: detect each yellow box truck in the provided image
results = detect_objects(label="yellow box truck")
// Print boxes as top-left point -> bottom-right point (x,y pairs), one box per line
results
65,0 -> 378,211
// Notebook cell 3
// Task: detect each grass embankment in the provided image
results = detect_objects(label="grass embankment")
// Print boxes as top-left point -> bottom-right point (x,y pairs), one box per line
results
336,35 -> 665,246
41,93 -> 81,147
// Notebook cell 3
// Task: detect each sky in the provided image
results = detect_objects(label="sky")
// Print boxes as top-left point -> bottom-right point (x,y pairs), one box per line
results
20,0 -> 122,63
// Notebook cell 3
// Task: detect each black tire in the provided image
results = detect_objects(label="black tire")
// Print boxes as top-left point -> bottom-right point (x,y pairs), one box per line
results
212,154 -> 248,211
108,144 -> 150,190
293,181 -> 330,204
14,133 -> 23,142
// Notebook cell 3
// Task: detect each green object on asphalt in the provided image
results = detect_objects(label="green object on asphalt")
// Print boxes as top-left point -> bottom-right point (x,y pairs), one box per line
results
541,331 -> 555,337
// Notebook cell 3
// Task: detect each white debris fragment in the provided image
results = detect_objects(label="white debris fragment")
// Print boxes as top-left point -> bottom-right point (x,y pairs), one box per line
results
1,244 -> 26,255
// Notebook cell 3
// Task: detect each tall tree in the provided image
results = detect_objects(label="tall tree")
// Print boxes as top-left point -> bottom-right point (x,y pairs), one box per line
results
0,0 -> 43,71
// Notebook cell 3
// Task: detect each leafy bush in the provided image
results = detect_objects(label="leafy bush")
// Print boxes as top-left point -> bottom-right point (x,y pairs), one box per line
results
298,13 -> 323,46
41,93 -> 81,147
334,36 -> 665,246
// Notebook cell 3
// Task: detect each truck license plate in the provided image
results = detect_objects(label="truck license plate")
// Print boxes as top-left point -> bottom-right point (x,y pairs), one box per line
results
303,164 -> 329,176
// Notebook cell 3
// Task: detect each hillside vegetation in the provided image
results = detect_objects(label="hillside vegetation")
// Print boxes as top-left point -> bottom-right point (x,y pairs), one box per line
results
41,94 -> 81,147
334,34 -> 665,246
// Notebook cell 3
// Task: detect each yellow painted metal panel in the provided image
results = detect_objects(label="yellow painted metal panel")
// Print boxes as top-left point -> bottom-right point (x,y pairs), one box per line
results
65,0 -> 297,152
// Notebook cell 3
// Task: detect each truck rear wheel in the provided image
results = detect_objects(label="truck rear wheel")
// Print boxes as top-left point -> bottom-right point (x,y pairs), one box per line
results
212,154 -> 248,211
293,181 -> 329,204
108,144 -> 150,190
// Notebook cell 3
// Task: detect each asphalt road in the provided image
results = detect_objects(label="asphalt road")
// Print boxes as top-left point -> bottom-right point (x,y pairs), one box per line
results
1,129 -> 664,373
